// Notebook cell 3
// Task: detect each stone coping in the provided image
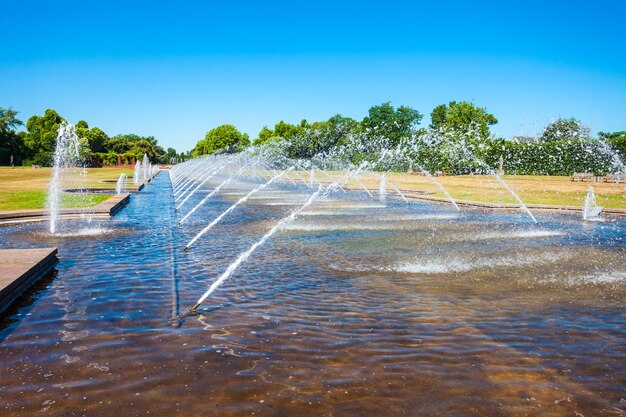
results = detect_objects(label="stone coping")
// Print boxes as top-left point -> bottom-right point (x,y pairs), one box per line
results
315,182 -> 626,218
0,248 -> 58,313
0,171 -> 161,224
0,194 -> 130,223
401,193 -> 626,218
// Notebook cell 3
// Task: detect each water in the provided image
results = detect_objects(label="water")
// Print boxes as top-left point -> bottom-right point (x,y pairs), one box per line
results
353,174 -> 374,197
379,174 -> 386,202
115,173 -> 127,194
191,164 -> 365,309
372,172 -> 408,203
597,138 -> 626,174
416,165 -> 460,211
46,122 -> 83,234
455,140 -> 537,223
184,167 -> 294,250
133,160 -> 142,185
142,154 -> 149,181
583,186 -> 603,221
179,163 -> 253,224
2,169 -> 626,416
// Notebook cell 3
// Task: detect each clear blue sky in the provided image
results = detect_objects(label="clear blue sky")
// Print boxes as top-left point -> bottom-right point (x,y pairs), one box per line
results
1,0 -> 625,152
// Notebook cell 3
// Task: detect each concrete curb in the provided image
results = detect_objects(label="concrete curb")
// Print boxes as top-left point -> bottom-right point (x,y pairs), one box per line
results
401,192 -> 626,218
0,194 -> 131,224
314,182 -> 626,218
0,248 -> 58,314
0,170 -> 161,224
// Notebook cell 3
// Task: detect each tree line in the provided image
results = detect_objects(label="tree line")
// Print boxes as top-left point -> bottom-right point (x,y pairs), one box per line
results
191,101 -> 626,175
0,107 -> 182,166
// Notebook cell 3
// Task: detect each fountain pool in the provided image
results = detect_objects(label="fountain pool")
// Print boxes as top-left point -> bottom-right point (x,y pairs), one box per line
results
0,169 -> 625,416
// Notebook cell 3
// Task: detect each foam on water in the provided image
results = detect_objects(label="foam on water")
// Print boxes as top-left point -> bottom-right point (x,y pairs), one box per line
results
45,226 -> 116,237
542,271 -> 626,286
393,252 -> 563,274
478,229 -> 565,240
330,252 -> 565,274
285,222 -> 426,231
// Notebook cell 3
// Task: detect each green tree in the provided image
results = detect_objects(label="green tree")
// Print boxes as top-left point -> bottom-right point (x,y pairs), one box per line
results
0,107 -> 26,165
429,101 -> 498,140
193,124 -> 250,156
130,139 -> 158,160
166,147 -> 177,163
599,131 -> 626,158
84,127 -> 108,153
360,102 -> 423,145
76,122 -> 108,153
254,126 -> 277,145
0,107 -> 23,132
253,120 -> 308,145
540,118 -> 589,142
105,136 -> 131,153
24,109 -> 64,155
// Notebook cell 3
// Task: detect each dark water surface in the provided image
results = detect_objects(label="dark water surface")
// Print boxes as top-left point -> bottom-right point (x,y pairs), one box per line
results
1,173 -> 624,416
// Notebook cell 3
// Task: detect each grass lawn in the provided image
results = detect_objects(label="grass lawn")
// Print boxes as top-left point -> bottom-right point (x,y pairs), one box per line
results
286,171 -> 626,210
0,167 -> 134,211
2,166 -> 623,212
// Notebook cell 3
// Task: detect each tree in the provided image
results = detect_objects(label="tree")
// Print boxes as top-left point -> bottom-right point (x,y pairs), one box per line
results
429,101 -> 498,140
253,120 -> 308,145
130,139 -> 158,160
76,122 -> 108,153
105,136 -> 131,153
166,147 -> 177,163
360,102 -> 422,145
193,124 -> 250,156
540,118 -> 589,142
84,127 -> 108,153
24,109 -> 64,155
430,104 -> 447,129
0,107 -> 26,165
599,131 -> 626,158
0,107 -> 23,132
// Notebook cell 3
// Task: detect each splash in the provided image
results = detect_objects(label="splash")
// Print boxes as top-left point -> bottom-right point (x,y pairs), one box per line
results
47,121 -> 82,234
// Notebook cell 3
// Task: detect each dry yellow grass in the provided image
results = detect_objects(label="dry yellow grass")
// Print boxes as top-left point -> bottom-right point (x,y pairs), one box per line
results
286,171 -> 626,210
2,167 -> 624,211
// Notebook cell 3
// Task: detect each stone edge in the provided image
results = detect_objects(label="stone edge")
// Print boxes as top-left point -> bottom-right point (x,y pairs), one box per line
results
0,248 -> 59,314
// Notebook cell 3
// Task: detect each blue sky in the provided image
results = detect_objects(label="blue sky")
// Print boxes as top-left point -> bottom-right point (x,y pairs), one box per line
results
1,0 -> 625,151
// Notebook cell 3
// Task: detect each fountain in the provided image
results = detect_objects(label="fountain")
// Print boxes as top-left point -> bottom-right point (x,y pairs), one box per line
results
418,167 -> 460,211
47,121 -> 82,234
179,162 -> 254,224
133,160 -> 142,185
189,162 -> 368,310
183,167 -> 295,250
2,137 -> 626,417
175,158 -> 238,205
116,173 -> 127,194
352,174 -> 374,197
446,133 -> 537,223
583,186 -> 603,221
379,174 -> 386,202
142,154 -> 149,181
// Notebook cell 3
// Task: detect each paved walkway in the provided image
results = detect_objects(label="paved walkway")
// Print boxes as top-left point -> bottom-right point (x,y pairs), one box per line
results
0,248 -> 58,313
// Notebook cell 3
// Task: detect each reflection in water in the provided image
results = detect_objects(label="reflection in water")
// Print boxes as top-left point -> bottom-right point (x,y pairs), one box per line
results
0,174 -> 624,416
